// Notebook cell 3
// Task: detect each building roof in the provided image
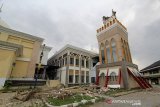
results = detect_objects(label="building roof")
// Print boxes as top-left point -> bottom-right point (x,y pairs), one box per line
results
140,60 -> 160,72
0,25 -> 44,42
48,44 -> 99,61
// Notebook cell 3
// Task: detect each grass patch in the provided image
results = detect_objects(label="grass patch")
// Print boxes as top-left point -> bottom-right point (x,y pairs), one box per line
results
48,94 -> 94,106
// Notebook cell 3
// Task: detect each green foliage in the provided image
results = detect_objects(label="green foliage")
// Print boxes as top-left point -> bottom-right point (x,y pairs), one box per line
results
48,95 -> 94,106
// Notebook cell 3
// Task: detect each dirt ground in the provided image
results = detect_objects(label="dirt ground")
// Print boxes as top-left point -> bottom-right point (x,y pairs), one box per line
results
0,85 -> 160,107
90,86 -> 160,107
0,91 -> 44,107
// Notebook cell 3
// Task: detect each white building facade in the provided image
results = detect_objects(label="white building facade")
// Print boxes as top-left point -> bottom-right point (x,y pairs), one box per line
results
48,44 -> 98,86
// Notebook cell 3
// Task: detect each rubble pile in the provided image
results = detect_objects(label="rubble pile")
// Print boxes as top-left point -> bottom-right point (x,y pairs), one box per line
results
12,84 -> 106,102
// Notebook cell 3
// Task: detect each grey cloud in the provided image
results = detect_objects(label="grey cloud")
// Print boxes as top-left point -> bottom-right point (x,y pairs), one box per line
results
1,0 -> 160,69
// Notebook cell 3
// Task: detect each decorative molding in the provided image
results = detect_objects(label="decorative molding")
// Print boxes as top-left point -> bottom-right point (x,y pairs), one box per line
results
0,25 -> 44,42
96,23 -> 128,37
48,44 -> 98,63
16,57 -> 31,62
0,40 -> 23,56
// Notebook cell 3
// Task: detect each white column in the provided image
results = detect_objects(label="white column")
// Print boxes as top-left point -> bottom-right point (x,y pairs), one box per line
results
89,57 -> 92,83
73,70 -> 75,84
65,51 -> 70,86
84,71 -> 86,83
74,56 -> 76,67
84,58 -> 86,68
79,55 -> 81,84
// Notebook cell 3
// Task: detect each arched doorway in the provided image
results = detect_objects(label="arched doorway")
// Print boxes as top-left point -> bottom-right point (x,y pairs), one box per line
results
99,73 -> 105,87
109,72 -> 117,84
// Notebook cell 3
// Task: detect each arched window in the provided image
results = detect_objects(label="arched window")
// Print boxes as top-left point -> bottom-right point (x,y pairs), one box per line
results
100,43 -> 105,64
105,40 -> 111,63
124,41 -> 129,62
121,39 -> 126,61
107,23 -> 109,27
110,72 -> 117,81
100,73 -> 105,78
113,19 -> 115,23
100,73 -> 105,86
111,39 -> 117,62
110,21 -> 112,25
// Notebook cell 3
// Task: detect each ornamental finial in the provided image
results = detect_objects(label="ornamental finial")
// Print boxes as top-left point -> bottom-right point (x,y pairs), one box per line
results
112,9 -> 116,17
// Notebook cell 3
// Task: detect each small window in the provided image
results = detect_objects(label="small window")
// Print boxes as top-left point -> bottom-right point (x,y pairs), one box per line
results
86,76 -> 89,83
86,60 -> 89,68
76,58 -> 79,66
75,75 -> 79,83
81,71 -> 84,83
69,75 -> 73,83
81,76 -> 84,83
82,59 -> 85,67
65,57 -> 67,65
86,71 -> 89,83
70,57 -> 74,65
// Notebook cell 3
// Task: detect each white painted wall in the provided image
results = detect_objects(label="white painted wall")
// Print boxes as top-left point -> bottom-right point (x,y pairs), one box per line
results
0,78 -> 6,89
60,67 -> 67,85
90,62 -> 99,78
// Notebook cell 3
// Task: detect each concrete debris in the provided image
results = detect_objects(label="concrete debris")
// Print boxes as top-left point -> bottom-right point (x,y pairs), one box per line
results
14,90 -> 36,101
13,84 -> 107,102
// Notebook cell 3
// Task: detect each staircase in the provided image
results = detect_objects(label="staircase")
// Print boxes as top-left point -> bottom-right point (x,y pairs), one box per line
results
127,68 -> 152,89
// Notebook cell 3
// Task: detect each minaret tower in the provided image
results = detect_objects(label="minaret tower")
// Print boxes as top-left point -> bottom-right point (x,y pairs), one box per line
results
97,9 -> 132,64
95,10 -> 152,89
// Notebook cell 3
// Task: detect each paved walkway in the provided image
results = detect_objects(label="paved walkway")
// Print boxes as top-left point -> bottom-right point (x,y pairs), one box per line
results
90,89 -> 160,107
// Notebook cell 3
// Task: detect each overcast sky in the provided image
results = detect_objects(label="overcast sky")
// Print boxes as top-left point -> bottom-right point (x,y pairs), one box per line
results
0,0 -> 160,69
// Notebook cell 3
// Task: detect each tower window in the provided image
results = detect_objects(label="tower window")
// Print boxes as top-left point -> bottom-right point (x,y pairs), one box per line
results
110,21 -> 112,25
107,23 -> 109,27
111,39 -> 117,62
113,19 -> 115,23
100,43 -> 105,64
106,40 -> 111,63
106,48 -> 111,63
